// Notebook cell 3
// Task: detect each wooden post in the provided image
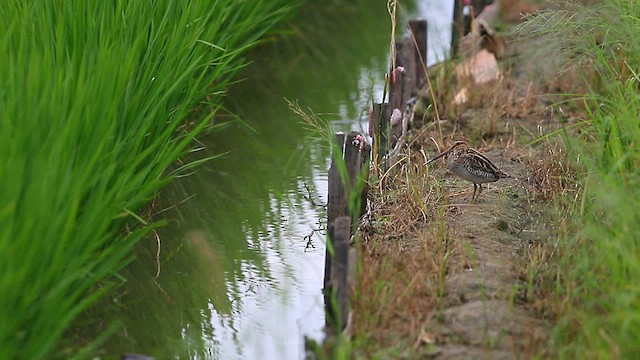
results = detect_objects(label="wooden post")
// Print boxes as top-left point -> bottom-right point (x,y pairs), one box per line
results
372,103 -> 391,159
343,132 -> 369,233
395,40 -> 406,69
451,0 -> 463,58
396,40 -> 416,99
408,20 -> 428,89
389,66 -> 408,112
327,216 -> 351,331
326,132 -> 368,229
326,133 -> 348,227
359,143 -> 371,220
324,133 -> 346,317
324,132 -> 370,335
395,40 -> 415,92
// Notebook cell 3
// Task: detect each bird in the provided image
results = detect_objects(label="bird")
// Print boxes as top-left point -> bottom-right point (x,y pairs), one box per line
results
425,141 -> 508,201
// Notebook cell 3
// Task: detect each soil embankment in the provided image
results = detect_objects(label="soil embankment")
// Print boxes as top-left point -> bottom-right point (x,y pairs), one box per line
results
353,1 -> 578,358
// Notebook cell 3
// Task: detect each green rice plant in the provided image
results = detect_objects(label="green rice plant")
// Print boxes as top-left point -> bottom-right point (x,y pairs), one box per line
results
521,1 -> 640,358
0,1 -> 293,358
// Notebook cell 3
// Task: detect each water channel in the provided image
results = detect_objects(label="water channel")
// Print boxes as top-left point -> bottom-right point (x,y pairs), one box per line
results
101,1 -> 452,358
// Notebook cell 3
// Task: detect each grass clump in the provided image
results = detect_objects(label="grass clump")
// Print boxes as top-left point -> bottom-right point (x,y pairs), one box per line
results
521,1 -> 640,358
349,150 -> 454,358
0,1 -> 293,358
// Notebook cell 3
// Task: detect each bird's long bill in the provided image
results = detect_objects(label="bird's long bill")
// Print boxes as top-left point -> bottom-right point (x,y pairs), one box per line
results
425,149 -> 450,165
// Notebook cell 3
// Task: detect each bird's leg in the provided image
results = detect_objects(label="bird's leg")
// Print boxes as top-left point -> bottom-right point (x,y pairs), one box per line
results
471,183 -> 478,202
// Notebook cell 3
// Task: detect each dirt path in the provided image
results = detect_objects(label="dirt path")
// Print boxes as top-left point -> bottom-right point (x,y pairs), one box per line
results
421,149 -> 549,359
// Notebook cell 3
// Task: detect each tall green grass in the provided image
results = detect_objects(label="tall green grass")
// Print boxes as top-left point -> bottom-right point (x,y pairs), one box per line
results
0,1 -> 293,358
523,1 -> 640,358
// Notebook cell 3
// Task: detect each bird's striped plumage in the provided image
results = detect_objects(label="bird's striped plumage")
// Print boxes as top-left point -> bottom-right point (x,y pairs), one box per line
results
426,141 -> 508,201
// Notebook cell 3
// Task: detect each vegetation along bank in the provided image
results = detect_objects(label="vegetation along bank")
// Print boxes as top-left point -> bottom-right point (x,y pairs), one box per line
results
0,1 -> 296,358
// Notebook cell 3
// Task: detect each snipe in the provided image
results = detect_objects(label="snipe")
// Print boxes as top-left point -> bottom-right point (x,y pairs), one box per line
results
426,141 -> 508,201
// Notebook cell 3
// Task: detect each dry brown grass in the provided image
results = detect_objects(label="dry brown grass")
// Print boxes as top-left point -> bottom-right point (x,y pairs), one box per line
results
526,141 -> 579,201
350,151 -> 464,357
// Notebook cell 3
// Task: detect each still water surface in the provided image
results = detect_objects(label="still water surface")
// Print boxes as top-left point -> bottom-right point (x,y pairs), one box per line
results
104,2 -> 451,358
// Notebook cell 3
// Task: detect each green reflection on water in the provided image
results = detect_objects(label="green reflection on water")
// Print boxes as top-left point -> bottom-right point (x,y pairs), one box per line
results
99,1 -> 416,358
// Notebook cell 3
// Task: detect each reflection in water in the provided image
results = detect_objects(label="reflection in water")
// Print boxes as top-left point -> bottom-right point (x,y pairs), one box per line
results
96,1 -> 455,359
420,0 -> 455,65
185,230 -> 230,315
